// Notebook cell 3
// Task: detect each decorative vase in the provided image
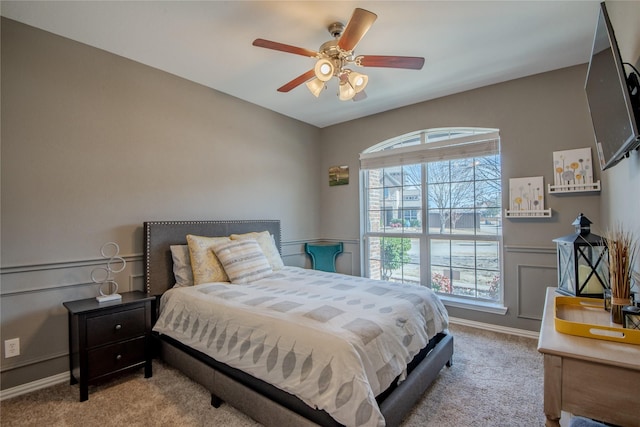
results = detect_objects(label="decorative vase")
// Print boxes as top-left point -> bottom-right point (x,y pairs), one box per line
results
612,303 -> 624,324
604,227 -> 636,325
611,296 -> 631,324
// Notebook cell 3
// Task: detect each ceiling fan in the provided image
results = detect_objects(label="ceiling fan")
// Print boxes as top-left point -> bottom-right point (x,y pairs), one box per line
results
252,8 -> 425,101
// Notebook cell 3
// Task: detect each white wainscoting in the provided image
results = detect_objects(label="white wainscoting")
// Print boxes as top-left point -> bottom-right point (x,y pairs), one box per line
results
2,241 -> 552,393
281,239 -> 359,276
504,245 -> 557,322
0,240 -> 346,392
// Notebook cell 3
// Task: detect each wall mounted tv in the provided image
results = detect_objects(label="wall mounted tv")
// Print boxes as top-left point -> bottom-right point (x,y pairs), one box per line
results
585,2 -> 640,170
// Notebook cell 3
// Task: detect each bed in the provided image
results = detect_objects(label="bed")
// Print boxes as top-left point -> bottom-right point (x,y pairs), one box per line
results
144,220 -> 453,427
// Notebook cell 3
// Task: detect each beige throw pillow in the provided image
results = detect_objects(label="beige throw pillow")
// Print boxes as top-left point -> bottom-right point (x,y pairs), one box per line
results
186,234 -> 230,284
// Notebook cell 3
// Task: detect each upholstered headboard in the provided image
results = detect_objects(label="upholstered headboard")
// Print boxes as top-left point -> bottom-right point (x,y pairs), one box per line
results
143,220 -> 281,296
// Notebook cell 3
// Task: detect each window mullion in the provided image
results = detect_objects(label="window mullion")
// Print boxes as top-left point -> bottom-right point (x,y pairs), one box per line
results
420,162 -> 429,289
473,158 -> 478,234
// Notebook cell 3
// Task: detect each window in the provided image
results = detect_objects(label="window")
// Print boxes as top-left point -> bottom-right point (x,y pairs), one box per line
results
360,128 -> 503,305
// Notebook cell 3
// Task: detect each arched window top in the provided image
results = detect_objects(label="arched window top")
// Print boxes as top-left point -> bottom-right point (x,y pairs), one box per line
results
360,127 -> 500,170
363,127 -> 499,154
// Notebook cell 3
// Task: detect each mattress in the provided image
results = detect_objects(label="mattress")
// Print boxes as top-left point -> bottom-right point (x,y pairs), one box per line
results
153,266 -> 449,427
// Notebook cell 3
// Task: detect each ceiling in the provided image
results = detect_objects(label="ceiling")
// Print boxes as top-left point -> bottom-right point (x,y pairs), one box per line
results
1,1 -> 602,128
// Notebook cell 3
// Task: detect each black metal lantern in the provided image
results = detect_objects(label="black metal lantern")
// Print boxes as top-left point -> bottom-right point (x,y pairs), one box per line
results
553,213 -> 609,297
623,306 -> 640,329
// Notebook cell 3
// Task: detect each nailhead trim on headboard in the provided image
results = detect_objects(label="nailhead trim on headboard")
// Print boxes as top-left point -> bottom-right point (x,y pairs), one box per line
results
143,220 -> 281,295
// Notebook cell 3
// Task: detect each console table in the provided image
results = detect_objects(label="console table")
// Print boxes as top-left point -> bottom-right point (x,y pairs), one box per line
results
537,287 -> 640,427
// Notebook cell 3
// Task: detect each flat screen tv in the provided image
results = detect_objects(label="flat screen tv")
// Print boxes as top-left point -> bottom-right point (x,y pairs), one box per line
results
585,2 -> 640,170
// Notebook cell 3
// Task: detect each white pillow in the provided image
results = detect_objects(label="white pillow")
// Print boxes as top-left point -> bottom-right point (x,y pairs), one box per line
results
211,239 -> 273,284
170,245 -> 194,287
230,231 -> 284,271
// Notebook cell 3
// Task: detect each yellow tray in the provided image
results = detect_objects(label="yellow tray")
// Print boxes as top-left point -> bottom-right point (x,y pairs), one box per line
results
554,295 -> 640,345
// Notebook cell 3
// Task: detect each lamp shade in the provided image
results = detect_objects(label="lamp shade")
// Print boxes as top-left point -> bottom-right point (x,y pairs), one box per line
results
306,78 -> 325,97
314,59 -> 334,82
338,81 -> 356,101
348,71 -> 368,93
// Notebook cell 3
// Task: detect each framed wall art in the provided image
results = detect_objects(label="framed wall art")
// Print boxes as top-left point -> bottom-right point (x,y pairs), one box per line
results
549,147 -> 600,193
329,165 -> 349,186
505,176 -> 551,218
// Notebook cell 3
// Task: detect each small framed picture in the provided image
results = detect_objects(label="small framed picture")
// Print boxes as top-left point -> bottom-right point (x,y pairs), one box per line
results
329,165 -> 349,186
509,176 -> 544,211
552,147 -> 594,186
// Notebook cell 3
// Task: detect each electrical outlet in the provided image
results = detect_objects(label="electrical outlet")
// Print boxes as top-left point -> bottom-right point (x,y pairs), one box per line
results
5,338 -> 20,358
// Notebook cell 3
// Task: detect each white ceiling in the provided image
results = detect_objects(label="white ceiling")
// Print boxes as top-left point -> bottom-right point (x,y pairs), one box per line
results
1,1 -> 602,128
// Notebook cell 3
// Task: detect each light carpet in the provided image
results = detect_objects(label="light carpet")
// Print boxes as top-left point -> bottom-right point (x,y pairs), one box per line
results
0,324 -> 545,426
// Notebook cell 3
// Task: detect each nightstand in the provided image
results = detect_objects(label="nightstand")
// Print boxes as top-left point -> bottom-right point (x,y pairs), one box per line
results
63,291 -> 155,401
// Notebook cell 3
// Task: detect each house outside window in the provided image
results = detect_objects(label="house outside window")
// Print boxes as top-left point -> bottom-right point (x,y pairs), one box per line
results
360,128 -> 503,306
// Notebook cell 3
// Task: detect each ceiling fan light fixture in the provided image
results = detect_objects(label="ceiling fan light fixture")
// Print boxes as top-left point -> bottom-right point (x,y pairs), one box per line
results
253,8 -> 425,103
314,58 -> 334,82
306,78 -> 325,97
338,80 -> 356,101
347,71 -> 368,93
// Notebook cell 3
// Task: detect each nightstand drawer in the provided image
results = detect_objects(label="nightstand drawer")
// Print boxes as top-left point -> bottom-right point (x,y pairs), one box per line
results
86,307 -> 146,348
87,337 -> 146,380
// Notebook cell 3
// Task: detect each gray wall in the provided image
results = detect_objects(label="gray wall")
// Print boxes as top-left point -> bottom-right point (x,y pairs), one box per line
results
0,18 -> 321,390
2,0 -> 640,392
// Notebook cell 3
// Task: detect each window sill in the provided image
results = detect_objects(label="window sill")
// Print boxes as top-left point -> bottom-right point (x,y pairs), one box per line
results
439,295 -> 508,315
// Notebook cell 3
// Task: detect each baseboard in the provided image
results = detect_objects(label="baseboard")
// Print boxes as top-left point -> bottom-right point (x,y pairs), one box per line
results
449,316 -> 540,340
0,371 -> 69,401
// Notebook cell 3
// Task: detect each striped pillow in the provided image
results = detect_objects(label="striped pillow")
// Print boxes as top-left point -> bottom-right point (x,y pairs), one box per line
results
230,231 -> 284,271
211,239 -> 273,284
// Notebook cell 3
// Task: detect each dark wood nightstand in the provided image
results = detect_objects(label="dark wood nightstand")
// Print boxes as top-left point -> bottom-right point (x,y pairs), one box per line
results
63,291 -> 155,401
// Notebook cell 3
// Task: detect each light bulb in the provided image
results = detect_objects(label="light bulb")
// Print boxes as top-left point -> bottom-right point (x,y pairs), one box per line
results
314,59 -> 334,82
348,71 -> 368,93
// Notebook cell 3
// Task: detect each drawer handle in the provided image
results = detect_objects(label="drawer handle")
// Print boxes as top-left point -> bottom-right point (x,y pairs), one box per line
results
116,354 -> 122,361
114,324 -> 122,331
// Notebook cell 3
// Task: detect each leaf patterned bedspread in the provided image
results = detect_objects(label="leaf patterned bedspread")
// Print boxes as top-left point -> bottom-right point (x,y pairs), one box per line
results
153,266 -> 449,427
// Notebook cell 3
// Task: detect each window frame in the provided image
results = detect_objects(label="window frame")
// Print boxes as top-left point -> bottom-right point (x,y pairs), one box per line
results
360,128 -> 505,311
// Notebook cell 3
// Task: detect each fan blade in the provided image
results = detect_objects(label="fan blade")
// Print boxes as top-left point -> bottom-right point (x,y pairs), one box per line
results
337,8 -> 377,52
356,55 -> 425,70
253,38 -> 318,58
277,69 -> 316,92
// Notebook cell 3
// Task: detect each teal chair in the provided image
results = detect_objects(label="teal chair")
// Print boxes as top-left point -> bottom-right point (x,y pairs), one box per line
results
305,242 -> 343,273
